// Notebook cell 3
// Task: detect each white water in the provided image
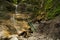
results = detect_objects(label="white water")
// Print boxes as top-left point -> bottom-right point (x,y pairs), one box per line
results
12,14 -> 16,27
10,5 -> 18,31
12,5 -> 18,27
10,5 -> 22,34
14,5 -> 21,34
13,5 -> 18,29
15,5 -> 18,14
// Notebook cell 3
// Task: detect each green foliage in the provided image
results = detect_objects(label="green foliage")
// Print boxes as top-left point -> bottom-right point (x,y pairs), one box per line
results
45,0 -> 60,20
13,0 -> 17,4
19,0 -> 60,20
45,0 -> 53,10
0,0 -> 60,20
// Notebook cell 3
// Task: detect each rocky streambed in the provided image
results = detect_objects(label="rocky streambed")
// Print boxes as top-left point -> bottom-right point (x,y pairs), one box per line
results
0,15 -> 60,40
0,32 -> 54,40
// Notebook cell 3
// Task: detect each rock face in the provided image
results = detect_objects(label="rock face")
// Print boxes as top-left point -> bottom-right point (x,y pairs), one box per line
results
9,35 -> 18,40
37,15 -> 60,40
10,37 -> 18,40
0,19 -> 32,39
15,13 -> 31,20
18,32 -> 54,40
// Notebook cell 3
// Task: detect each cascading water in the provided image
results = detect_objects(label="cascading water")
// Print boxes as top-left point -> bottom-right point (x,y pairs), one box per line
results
15,5 -> 18,14
14,5 -> 18,31
10,4 -> 19,34
13,5 -> 18,31
13,5 -> 22,34
8,0 -> 22,34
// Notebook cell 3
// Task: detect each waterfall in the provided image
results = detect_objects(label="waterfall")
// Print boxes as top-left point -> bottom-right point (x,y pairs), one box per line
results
12,5 -> 18,27
14,5 -> 22,34
15,5 -> 19,16
10,4 -> 22,34
10,5 -> 18,33
12,14 -> 16,27
13,5 -> 18,26
15,5 -> 18,14
13,5 -> 18,30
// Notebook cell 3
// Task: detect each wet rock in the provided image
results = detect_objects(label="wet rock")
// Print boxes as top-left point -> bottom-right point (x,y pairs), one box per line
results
6,25 -> 17,34
9,35 -> 18,40
15,14 -> 31,20
36,15 -> 60,39
28,37 -> 38,40
0,30 -> 11,40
